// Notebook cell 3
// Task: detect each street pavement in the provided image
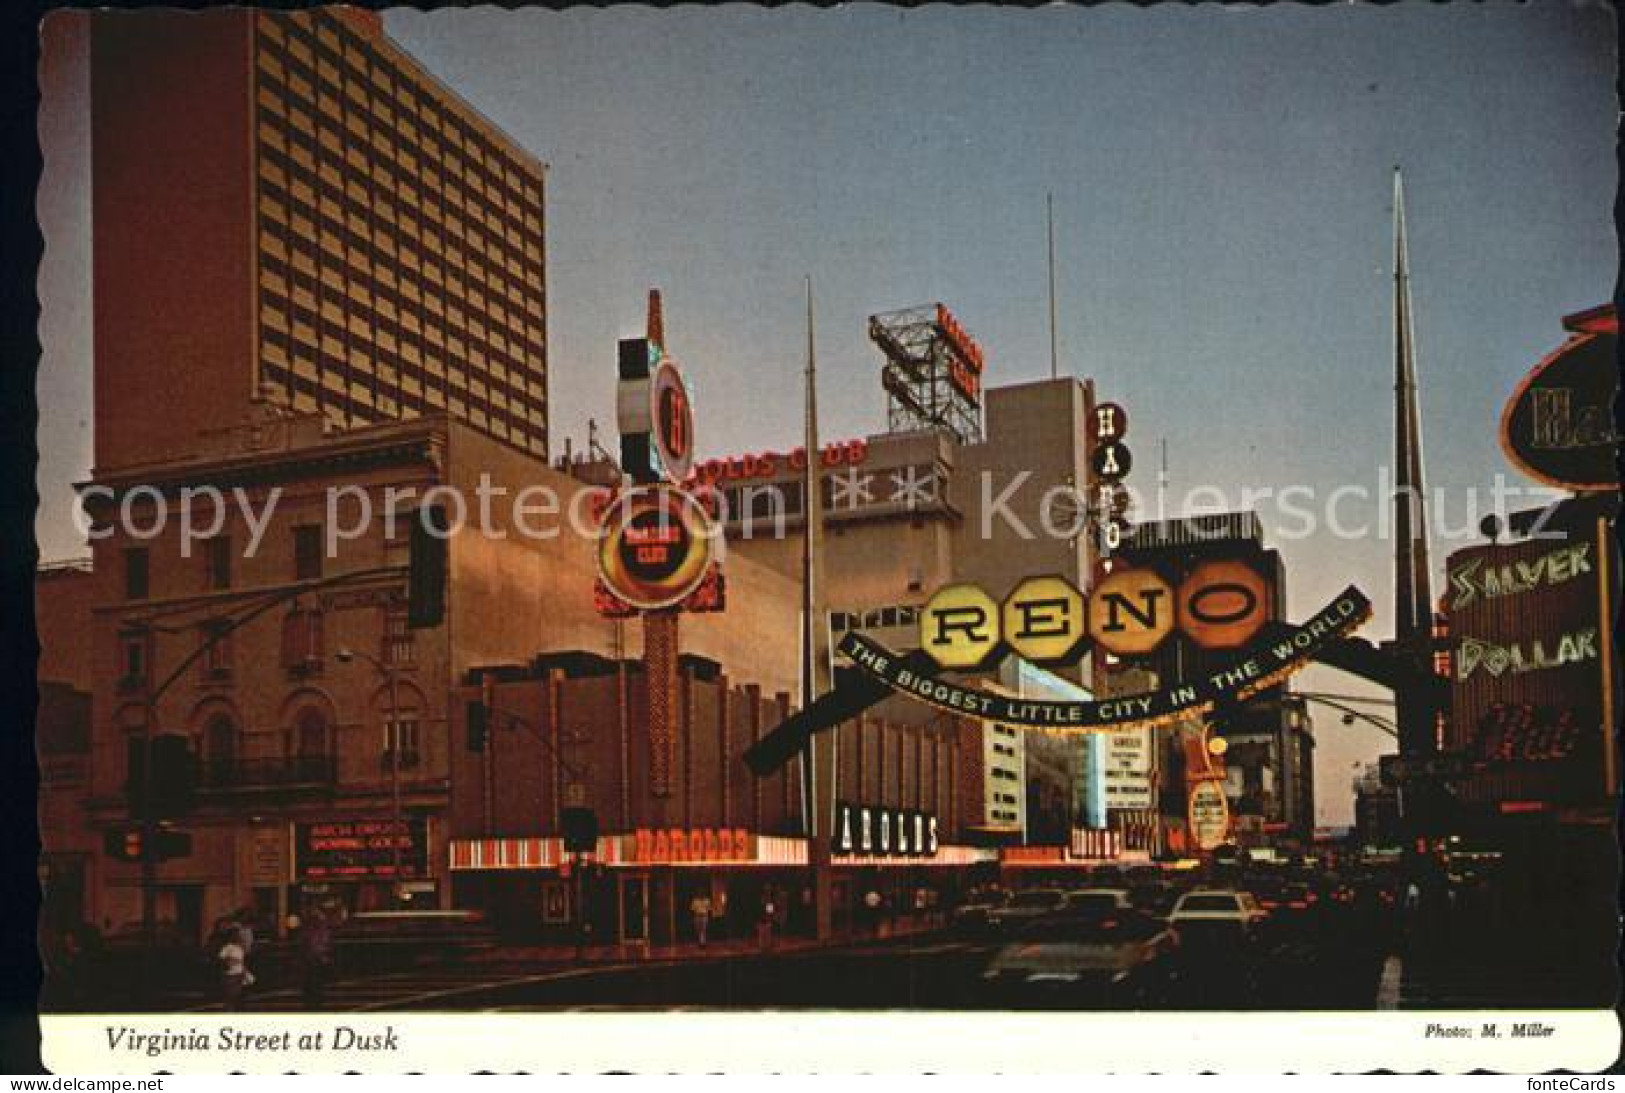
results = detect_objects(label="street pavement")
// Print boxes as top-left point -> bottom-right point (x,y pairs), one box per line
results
54,891 -> 1615,1014
175,915 -> 1393,1013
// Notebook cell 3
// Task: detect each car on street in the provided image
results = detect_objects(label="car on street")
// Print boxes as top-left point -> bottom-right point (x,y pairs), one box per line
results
1167,889 -> 1269,946
950,889 -> 1011,934
1061,889 -> 1134,917
987,888 -> 1067,931
1257,881 -> 1318,917
981,907 -> 1180,1004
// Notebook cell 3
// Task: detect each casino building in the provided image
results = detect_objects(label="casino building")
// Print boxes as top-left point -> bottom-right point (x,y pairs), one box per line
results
696,367 -> 1139,859
57,409 -> 810,937
1111,512 -> 1318,850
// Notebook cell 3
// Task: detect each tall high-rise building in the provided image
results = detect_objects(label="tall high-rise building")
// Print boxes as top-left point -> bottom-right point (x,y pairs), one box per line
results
1114,512 -> 1318,845
91,7 -> 548,469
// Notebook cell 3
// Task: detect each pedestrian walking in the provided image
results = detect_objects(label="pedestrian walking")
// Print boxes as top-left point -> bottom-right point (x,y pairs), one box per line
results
689,894 -> 712,948
863,888 -> 883,937
298,908 -> 335,1007
757,889 -> 777,951
235,907 -> 256,960
217,927 -> 251,1011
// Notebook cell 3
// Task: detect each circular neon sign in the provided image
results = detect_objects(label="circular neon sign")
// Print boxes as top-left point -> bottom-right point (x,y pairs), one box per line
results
597,486 -> 716,610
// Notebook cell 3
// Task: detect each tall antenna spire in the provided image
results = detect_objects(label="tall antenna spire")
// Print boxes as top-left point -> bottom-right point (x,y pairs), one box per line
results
1391,166 -> 1435,755
1047,193 -> 1059,380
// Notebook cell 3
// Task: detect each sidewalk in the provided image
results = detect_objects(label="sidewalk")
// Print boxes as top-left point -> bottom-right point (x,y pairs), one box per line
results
471,916 -> 948,967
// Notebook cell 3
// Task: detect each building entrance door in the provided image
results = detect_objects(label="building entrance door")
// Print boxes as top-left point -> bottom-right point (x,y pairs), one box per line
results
618,874 -> 649,944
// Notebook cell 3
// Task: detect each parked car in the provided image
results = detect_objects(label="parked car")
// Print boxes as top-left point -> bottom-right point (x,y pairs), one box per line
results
1129,882 -> 1180,918
1061,889 -> 1134,917
982,908 -> 1179,1004
951,890 -> 1011,934
987,888 -> 1067,931
1167,889 -> 1269,946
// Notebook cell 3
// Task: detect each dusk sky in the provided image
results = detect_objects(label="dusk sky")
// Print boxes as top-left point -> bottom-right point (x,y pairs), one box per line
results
36,3 -> 1616,824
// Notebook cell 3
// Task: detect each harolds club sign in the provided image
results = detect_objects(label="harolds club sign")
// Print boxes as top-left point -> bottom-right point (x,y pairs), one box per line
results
687,439 -> 870,487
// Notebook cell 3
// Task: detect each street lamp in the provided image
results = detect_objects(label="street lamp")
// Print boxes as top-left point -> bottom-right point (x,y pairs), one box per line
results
336,646 -> 408,900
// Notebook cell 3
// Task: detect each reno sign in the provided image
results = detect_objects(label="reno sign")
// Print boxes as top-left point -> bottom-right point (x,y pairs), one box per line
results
918,557 -> 1272,670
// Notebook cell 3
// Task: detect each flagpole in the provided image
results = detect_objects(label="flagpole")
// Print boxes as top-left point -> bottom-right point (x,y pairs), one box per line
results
801,275 -> 835,939
1047,192 -> 1059,380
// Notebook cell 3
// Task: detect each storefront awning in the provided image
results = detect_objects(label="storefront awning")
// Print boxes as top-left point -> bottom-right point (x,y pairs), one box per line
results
450,832 -> 995,871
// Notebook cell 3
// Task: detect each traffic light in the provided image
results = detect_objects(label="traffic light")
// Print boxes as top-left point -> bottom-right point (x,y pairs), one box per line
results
103,826 -> 192,862
561,807 -> 598,854
408,505 -> 448,629
104,826 -> 144,862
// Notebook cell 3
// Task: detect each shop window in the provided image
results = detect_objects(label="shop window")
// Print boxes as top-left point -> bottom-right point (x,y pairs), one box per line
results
382,607 -> 415,667
199,619 -> 234,682
383,716 -> 420,769
281,606 -> 325,674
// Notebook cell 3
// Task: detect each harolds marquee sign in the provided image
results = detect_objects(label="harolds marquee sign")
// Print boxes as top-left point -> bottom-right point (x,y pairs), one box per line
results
839,585 -> 1372,732
834,804 -> 939,858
